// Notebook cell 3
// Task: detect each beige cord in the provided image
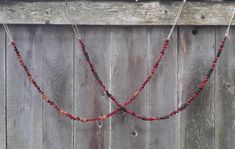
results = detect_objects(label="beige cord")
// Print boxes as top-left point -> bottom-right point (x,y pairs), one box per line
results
225,9 -> 235,39
0,12 -> 13,42
167,0 -> 186,40
64,0 -> 81,40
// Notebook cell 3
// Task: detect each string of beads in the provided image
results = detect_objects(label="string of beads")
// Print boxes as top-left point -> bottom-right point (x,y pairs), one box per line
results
79,38 -> 169,109
65,0 -> 185,118
2,1 -> 233,123
10,35 -> 227,122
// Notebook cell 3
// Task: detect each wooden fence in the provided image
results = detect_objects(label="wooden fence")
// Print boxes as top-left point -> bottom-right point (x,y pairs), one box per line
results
0,25 -> 234,149
0,1 -> 235,149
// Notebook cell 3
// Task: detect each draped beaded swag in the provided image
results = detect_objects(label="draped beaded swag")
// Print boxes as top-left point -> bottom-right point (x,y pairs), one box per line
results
0,1 -> 234,122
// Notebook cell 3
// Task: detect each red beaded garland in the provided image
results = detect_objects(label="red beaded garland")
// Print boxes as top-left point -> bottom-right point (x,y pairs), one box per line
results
78,36 -> 227,121
10,36 -> 227,122
79,38 -> 170,109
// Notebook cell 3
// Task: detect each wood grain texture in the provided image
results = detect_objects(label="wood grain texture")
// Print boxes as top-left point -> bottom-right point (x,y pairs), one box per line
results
110,26 -> 148,149
0,1 -> 235,25
146,27 -> 178,149
7,25 -> 43,149
2,25 -> 235,149
42,26 -> 73,149
178,27 -> 215,149
0,27 -> 6,149
74,26 -> 111,149
215,27 -> 235,149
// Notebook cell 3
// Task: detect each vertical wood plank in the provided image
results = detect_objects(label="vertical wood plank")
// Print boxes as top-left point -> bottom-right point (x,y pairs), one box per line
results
110,26 -> 148,149
74,26 -> 111,149
42,26 -> 73,149
215,27 -> 235,149
7,25 -> 43,149
178,27 -> 215,149
146,27 -> 178,149
0,27 -> 6,149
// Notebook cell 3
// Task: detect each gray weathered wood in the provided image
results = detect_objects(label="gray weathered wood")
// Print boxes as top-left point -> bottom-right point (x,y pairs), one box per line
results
0,1 -> 235,25
215,27 -> 235,149
0,26 -> 6,149
146,27 -> 178,149
42,26 -> 73,149
74,26 -> 111,149
7,25 -> 43,149
110,26 -> 148,149
178,27 -> 215,149
2,24 -> 235,149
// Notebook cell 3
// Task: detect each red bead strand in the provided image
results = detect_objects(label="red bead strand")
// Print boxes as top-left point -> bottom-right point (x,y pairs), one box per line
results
11,36 -> 227,122
125,36 -> 227,121
79,38 -> 170,109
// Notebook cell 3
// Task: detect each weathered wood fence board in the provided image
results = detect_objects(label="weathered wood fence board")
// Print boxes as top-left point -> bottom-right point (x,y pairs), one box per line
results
0,26 -> 6,149
110,26 -> 137,149
0,25 -> 235,149
42,26 -> 74,149
146,27 -> 178,149
74,26 -> 111,149
178,27 -> 216,149
110,26 -> 148,149
125,27 -> 148,149
0,1 -> 235,25
215,27 -> 235,149
6,26 -> 43,149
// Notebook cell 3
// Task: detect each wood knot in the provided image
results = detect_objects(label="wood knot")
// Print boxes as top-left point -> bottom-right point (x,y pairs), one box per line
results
131,130 -> 138,137
192,29 -> 198,35
224,82 -> 235,95
226,83 -> 231,88
97,121 -> 103,128
201,14 -> 206,20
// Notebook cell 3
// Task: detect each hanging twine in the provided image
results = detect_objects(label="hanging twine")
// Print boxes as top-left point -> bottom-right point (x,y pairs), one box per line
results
167,0 -> 186,40
64,0 -> 81,40
0,13 -> 13,42
225,9 -> 235,39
